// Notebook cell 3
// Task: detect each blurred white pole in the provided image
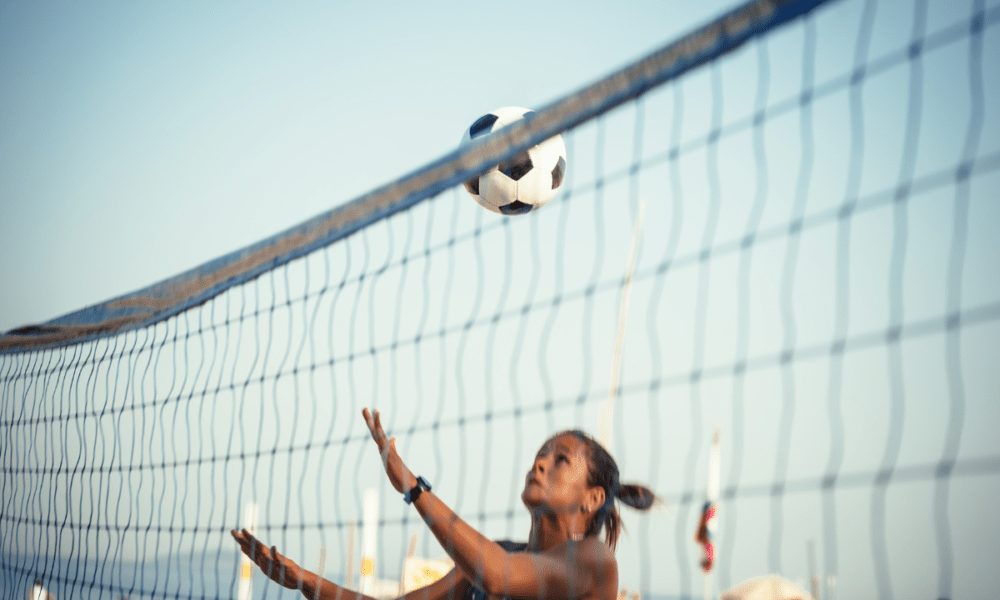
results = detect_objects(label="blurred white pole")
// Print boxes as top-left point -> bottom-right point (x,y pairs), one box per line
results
346,520 -> 357,590
399,533 -> 418,596
316,545 -> 327,577
238,502 -> 259,600
706,428 -> 721,503
28,581 -> 53,600
808,540 -> 820,600
600,199 -> 645,449
361,489 -> 379,595
314,545 -> 327,600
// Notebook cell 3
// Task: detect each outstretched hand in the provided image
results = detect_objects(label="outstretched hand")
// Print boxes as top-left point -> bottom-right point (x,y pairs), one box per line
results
363,408 -> 416,495
231,528 -> 303,590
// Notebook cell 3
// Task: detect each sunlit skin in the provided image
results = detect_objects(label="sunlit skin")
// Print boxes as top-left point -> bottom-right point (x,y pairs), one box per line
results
232,408 -> 619,600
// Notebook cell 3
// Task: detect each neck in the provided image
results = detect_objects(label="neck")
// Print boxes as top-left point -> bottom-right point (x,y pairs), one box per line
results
527,509 -> 590,552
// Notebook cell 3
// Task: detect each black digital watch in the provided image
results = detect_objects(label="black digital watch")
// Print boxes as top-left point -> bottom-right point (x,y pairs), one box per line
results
404,476 -> 432,504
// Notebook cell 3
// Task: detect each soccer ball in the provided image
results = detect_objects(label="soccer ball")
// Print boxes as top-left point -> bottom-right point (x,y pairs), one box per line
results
459,107 -> 567,215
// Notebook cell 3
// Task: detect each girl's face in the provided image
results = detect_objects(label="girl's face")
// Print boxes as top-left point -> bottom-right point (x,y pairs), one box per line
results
521,433 -> 594,513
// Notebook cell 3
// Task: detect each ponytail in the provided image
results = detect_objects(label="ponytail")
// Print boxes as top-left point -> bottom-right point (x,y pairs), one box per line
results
617,483 -> 657,510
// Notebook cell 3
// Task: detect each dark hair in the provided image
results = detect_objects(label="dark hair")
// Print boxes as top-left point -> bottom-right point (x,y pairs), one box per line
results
557,430 -> 657,551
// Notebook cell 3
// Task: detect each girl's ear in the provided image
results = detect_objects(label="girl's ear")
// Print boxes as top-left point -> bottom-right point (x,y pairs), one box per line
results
588,486 -> 606,512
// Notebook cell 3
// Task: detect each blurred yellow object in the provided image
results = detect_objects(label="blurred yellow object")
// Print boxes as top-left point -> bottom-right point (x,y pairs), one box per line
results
402,556 -> 455,592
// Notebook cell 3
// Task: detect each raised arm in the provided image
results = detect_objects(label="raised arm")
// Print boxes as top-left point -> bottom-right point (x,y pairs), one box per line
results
363,408 -> 617,600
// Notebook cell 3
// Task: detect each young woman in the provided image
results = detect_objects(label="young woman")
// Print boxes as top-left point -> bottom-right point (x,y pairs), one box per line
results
232,408 -> 657,600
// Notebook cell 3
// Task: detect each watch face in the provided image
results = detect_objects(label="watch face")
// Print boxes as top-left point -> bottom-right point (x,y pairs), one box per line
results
406,478 -> 429,504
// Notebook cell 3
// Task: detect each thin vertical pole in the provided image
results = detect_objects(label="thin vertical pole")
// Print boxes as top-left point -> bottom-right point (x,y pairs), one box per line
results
238,502 -> 259,600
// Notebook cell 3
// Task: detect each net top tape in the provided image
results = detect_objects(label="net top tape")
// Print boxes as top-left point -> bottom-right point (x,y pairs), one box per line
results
0,0 -> 832,354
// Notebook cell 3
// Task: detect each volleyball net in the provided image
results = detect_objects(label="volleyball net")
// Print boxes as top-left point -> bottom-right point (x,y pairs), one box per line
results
3,0 -> 1000,598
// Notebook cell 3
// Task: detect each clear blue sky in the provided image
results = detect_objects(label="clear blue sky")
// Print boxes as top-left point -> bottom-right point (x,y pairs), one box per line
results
1,0 -> 736,333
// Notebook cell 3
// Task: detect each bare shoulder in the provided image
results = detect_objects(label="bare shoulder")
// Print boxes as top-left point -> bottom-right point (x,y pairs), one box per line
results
567,537 -> 618,599
578,537 -> 616,573
545,536 -> 617,572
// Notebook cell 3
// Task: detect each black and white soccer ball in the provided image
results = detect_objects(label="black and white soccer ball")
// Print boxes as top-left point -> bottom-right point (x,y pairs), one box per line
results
459,106 -> 567,215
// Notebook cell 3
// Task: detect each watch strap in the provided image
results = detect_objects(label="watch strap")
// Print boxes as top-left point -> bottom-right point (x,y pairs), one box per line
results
404,476 -> 431,504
